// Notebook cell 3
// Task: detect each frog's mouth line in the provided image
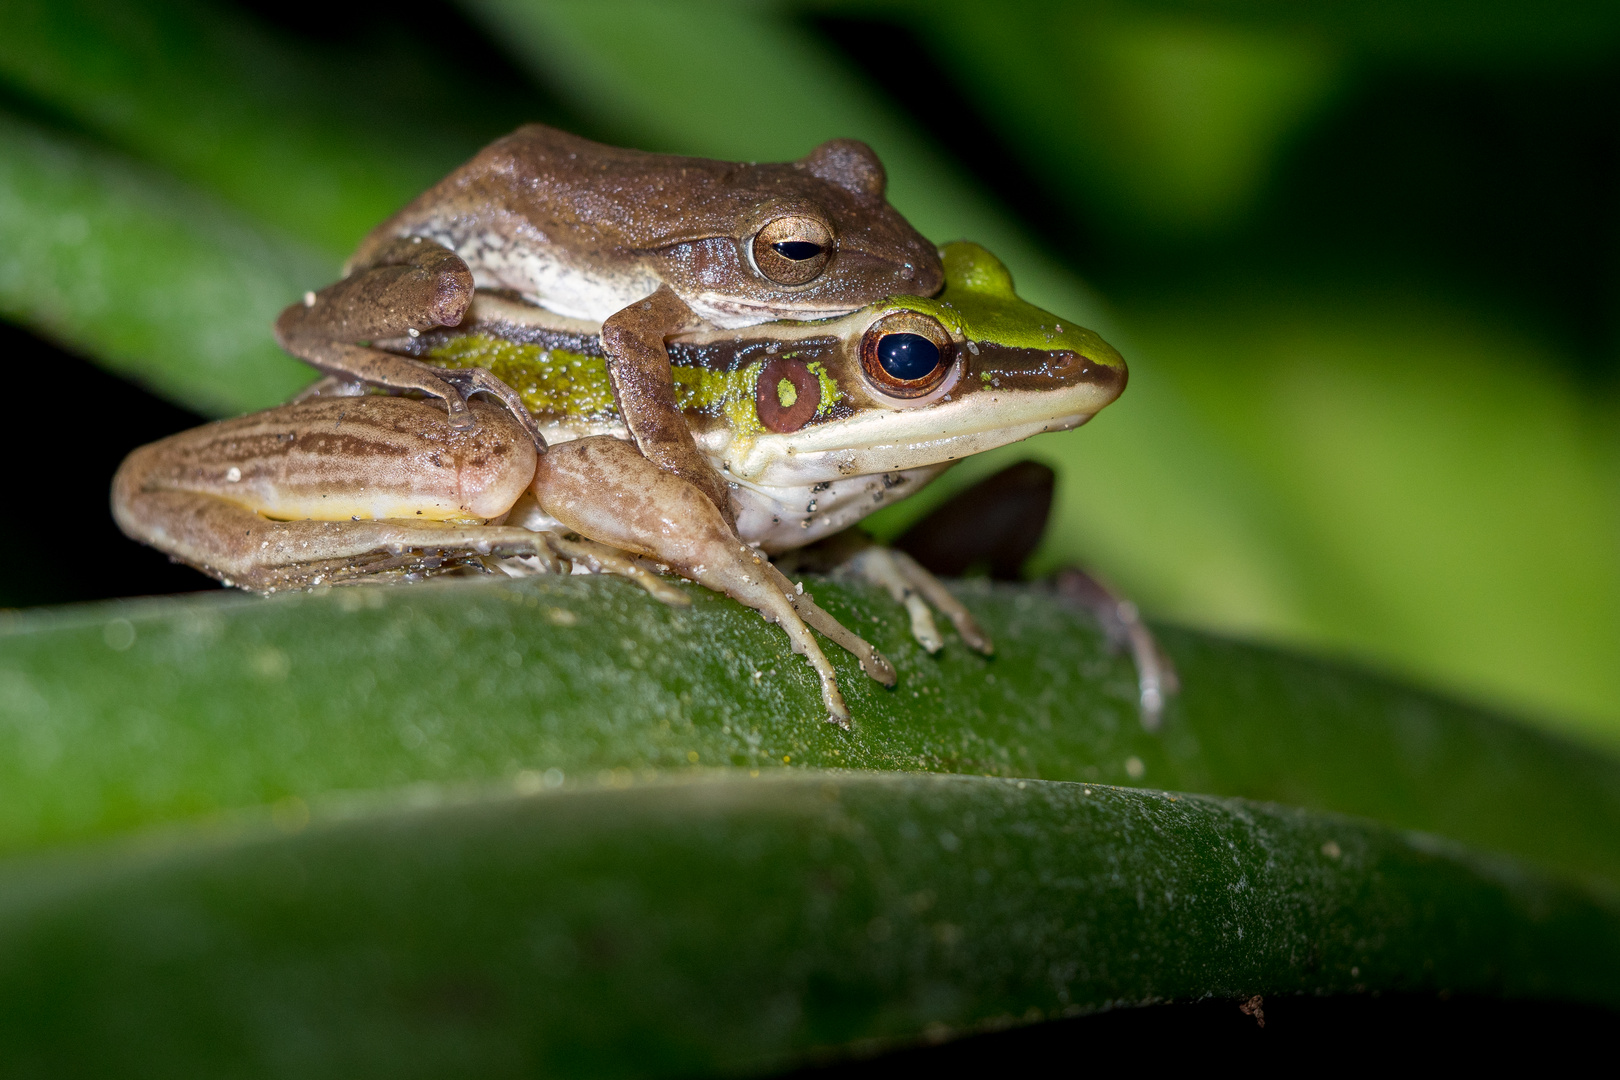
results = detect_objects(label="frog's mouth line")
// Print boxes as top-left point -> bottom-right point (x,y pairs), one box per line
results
723,382 -> 1120,485
693,293 -> 869,328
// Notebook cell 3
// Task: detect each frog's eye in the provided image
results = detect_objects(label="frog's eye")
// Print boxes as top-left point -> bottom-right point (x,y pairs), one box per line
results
859,311 -> 955,399
753,215 -> 834,286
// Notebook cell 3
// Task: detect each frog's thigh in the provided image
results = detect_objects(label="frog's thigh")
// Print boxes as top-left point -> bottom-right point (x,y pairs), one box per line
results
112,396 -> 542,591
115,492 -> 550,592
600,286 -> 735,524
533,436 -> 894,725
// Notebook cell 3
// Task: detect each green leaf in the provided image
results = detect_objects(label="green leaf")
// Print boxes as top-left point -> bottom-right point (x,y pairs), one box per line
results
0,0 -> 557,255
0,771 -> 1615,1074
0,112 -> 321,415
3,577 -> 1617,897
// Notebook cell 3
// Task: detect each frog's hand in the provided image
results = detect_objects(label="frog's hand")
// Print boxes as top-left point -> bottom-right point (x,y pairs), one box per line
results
842,546 -> 994,657
600,286 -> 736,527
275,236 -> 516,436
534,436 -> 893,726
775,531 -> 993,657
892,458 -> 1176,729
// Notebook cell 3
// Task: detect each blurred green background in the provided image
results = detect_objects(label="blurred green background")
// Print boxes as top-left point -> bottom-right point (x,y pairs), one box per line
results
1,0 -> 1616,743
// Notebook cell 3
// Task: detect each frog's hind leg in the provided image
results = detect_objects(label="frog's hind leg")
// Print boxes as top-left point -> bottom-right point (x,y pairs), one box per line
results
114,489 -> 555,591
112,395 -> 550,592
275,236 -> 542,448
534,435 -> 894,726
600,285 -> 736,524
1054,568 -> 1180,732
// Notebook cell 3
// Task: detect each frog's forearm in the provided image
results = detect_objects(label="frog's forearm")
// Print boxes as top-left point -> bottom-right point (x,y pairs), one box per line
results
274,237 -> 484,430
600,285 -> 736,525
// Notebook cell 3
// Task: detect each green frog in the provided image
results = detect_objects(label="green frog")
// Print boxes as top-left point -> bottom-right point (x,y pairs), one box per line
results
274,124 -> 943,520
115,243 -> 1127,725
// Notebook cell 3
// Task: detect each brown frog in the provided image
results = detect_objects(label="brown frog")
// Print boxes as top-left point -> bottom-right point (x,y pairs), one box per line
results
275,124 -> 943,520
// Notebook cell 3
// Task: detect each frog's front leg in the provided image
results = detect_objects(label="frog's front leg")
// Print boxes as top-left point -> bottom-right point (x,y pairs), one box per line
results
534,436 -> 895,726
600,285 -> 736,524
112,396 -> 566,593
275,236 -> 540,446
778,531 -> 994,656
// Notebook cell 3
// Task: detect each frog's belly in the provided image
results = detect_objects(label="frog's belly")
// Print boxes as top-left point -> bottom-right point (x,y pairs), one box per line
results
729,465 -> 949,554
526,421 -> 946,553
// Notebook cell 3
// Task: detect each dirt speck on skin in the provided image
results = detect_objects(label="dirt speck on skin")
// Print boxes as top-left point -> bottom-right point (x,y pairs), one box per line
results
1240,995 -> 1265,1028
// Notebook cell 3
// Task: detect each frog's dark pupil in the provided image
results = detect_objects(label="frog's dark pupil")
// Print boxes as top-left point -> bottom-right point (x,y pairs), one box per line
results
877,333 -> 941,381
772,240 -> 824,261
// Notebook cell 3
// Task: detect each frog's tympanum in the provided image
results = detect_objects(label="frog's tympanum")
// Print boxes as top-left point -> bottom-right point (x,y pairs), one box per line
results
273,124 -> 942,520
115,243 -> 1126,725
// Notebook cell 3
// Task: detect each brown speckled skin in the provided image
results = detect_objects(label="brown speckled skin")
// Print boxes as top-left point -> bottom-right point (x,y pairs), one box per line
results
111,398 -> 550,592
281,125 -> 941,518
351,124 -> 943,322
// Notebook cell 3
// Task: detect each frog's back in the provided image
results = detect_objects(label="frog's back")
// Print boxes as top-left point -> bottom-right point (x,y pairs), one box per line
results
347,124 -> 943,325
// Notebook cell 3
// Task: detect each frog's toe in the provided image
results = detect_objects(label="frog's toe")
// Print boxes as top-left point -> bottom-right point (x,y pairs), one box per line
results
544,533 -> 690,607
434,365 -> 546,450
1053,567 -> 1178,731
839,546 -> 993,656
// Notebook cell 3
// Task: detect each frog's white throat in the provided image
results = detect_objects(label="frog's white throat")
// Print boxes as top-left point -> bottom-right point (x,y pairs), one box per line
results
728,465 -> 950,553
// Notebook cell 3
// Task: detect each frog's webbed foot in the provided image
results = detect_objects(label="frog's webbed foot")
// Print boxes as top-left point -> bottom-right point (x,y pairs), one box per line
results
1054,567 -> 1180,731
601,285 -> 736,525
277,236 -> 538,438
779,532 -> 993,656
534,436 -> 893,726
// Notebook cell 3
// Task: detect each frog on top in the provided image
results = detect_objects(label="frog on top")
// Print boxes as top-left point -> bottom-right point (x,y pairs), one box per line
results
274,124 -> 944,520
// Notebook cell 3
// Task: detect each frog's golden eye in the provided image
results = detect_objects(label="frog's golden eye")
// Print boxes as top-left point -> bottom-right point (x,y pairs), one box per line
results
859,311 -> 955,399
753,215 -> 834,285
